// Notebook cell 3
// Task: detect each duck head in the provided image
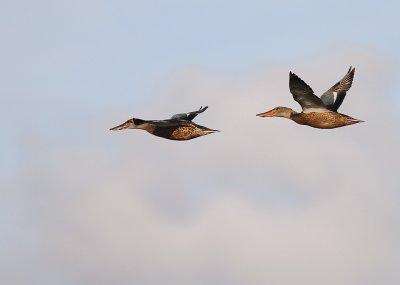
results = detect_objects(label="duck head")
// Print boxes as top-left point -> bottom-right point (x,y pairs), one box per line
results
110,118 -> 146,131
256,106 -> 296,118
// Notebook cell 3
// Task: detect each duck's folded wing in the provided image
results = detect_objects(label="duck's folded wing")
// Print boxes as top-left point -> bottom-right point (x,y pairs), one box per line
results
170,106 -> 208,121
289,72 -> 328,113
320,66 -> 355,111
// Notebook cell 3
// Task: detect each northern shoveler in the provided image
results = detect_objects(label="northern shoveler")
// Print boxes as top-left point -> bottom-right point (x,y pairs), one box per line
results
256,67 -> 364,129
110,106 -> 219,140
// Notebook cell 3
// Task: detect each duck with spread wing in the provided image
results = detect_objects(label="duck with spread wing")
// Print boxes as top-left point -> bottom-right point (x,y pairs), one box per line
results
257,67 -> 364,129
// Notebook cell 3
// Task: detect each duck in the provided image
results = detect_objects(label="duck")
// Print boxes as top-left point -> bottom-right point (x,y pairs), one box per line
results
256,66 -> 364,129
110,106 -> 219,140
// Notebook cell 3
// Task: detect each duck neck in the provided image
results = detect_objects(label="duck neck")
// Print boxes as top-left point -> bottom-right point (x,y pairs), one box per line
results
136,120 -> 156,133
289,111 -> 304,124
281,108 -> 298,119
289,109 -> 298,119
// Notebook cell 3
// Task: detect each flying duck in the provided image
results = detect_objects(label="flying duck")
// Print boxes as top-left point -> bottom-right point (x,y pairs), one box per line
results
110,106 -> 219,140
257,67 -> 364,129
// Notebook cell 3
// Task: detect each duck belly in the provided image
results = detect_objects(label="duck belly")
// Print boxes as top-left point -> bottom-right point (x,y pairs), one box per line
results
293,113 -> 356,129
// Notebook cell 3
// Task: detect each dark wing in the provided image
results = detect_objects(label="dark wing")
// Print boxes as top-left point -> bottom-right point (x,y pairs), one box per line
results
170,106 -> 208,121
289,72 -> 328,112
320,66 -> 355,111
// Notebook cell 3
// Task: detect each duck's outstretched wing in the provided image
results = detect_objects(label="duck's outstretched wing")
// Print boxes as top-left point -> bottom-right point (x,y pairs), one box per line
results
320,66 -> 355,111
289,72 -> 329,113
170,106 -> 208,121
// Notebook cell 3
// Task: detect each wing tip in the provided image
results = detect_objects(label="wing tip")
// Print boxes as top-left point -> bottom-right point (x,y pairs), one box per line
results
289,71 -> 298,82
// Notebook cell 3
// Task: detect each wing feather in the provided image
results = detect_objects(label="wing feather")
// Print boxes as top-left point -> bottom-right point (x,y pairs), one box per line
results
170,106 -> 208,121
320,66 -> 355,111
289,72 -> 328,112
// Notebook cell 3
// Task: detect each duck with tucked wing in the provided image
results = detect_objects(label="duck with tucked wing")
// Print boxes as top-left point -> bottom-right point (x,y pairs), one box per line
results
256,67 -> 364,129
110,106 -> 219,140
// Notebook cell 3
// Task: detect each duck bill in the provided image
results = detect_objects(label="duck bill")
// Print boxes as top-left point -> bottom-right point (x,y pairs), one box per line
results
256,110 -> 274,117
110,121 -> 130,131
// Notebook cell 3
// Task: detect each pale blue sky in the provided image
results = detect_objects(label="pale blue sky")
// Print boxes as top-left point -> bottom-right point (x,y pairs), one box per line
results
2,0 -> 400,160
1,1 -> 400,284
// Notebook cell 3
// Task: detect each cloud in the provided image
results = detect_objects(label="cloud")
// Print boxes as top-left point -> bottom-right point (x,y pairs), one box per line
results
2,50 -> 399,285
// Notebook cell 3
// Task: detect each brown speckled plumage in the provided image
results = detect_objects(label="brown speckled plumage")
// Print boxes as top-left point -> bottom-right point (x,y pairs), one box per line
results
257,67 -> 364,129
291,112 -> 362,129
148,120 -> 218,140
170,124 -> 214,140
